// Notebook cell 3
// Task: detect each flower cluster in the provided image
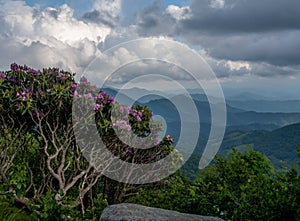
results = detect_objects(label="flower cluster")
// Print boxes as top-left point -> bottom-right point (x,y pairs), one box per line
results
73,77 -> 114,112
70,83 -> 77,91
94,103 -> 103,111
166,135 -> 173,143
96,91 -> 114,105
16,91 -> 27,101
128,107 -> 144,122
11,63 -> 41,75
112,120 -> 131,131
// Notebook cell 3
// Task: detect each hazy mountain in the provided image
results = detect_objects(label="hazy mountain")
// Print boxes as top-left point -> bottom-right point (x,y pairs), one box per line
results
225,92 -> 270,101
103,86 -> 300,134
227,99 -> 300,113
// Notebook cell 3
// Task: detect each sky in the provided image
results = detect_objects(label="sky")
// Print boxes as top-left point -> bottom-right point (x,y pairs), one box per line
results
1,0 -> 300,99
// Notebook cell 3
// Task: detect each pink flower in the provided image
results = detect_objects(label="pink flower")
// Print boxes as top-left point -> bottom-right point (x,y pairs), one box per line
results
108,97 -> 114,103
10,63 -> 18,72
154,138 -> 160,145
94,103 -> 102,111
112,120 -> 131,131
136,116 -> 142,122
125,124 -> 131,131
179,157 -> 184,162
80,76 -> 88,85
84,93 -> 94,100
70,83 -> 77,91
73,91 -> 79,98
166,135 -> 173,142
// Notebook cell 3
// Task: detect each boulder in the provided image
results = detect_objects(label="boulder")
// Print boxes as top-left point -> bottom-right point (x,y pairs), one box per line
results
100,203 -> 224,221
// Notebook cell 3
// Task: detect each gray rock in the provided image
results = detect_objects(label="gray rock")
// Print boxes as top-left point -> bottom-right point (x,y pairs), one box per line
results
100,203 -> 224,221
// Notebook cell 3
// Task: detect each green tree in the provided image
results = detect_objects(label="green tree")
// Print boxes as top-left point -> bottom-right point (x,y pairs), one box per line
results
0,64 -> 178,220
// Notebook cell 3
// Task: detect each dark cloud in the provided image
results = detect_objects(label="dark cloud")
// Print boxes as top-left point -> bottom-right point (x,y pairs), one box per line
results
82,10 -> 119,27
134,0 -> 300,75
184,0 -> 300,35
191,31 -> 300,66
135,1 -> 177,36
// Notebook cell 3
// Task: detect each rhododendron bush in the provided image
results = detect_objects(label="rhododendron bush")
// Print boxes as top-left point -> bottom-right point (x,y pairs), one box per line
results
0,64 -> 179,220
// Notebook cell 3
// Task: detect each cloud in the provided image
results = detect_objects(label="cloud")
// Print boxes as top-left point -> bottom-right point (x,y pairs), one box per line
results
183,0 -> 300,34
134,0 -> 300,78
186,30 -> 300,67
165,5 -> 191,20
135,1 -> 177,36
0,0 -> 111,73
82,0 -> 121,27
202,50 -> 300,79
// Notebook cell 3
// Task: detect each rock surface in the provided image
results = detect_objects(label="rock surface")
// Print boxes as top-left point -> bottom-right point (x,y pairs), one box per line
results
100,203 -> 224,221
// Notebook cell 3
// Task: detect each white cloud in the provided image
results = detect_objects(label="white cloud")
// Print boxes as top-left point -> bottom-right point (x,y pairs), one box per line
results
226,60 -> 251,71
166,5 -> 191,20
209,0 -> 225,9
0,0 -> 112,73
93,0 -> 121,18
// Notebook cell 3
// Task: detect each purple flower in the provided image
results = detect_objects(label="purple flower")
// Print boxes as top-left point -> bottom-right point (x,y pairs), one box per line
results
166,135 -> 173,143
108,97 -> 114,103
0,72 -> 5,79
73,90 -> 79,98
7,77 -> 17,83
94,103 -> 102,111
70,83 -> 77,91
97,93 -> 105,103
165,180 -> 170,185
119,105 -> 126,113
125,124 -> 131,131
127,107 -> 132,114
16,92 -> 20,97
84,93 -> 94,100
112,120 -> 131,131
179,157 -> 184,162
154,138 -> 160,146
136,116 -> 142,122
101,91 -> 108,97
30,68 -> 40,75
138,111 -> 143,117
80,77 -> 87,83
10,63 -> 18,72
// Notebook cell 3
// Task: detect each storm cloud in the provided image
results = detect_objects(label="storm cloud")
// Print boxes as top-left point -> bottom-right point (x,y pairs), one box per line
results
135,0 -> 300,77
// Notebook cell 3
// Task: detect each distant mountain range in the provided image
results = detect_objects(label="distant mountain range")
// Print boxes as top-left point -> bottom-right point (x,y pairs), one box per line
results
227,99 -> 300,113
102,87 -> 300,173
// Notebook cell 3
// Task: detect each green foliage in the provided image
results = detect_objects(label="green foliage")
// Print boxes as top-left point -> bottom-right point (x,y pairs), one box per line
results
220,123 -> 300,168
0,64 -> 177,220
1,64 -> 300,221
127,172 -> 196,212
129,148 -> 300,221
0,201 -> 35,221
